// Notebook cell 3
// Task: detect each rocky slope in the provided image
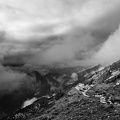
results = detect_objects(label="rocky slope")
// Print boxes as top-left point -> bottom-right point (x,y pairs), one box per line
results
0,63 -> 84,119
2,60 -> 120,120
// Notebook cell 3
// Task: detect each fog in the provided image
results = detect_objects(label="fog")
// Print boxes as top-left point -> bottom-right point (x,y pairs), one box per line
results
0,0 -> 119,66
0,65 -> 26,94
94,26 -> 120,65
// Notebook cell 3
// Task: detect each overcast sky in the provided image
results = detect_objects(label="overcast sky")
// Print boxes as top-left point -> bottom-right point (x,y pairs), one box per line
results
0,0 -> 120,66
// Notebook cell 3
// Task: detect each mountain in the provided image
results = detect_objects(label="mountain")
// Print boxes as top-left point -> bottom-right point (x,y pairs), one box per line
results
0,64 -> 84,119
2,60 -> 120,120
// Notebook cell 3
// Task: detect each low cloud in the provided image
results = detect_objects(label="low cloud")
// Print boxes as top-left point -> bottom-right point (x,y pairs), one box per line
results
0,65 -> 26,94
93,26 -> 120,66
0,0 -> 120,67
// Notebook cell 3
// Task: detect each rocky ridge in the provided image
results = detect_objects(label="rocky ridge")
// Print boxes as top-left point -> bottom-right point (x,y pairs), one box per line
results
2,60 -> 120,120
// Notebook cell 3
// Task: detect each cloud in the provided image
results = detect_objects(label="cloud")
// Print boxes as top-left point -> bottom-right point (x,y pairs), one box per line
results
93,26 -> 120,65
0,64 -> 26,94
0,0 -> 119,39
0,0 -> 120,66
35,29 -> 95,65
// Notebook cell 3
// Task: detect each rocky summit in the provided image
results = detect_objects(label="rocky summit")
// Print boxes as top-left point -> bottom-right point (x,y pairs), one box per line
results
2,60 -> 120,120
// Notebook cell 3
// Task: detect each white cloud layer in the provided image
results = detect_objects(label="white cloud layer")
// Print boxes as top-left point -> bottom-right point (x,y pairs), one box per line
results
0,0 -> 120,66
94,26 -> 120,65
